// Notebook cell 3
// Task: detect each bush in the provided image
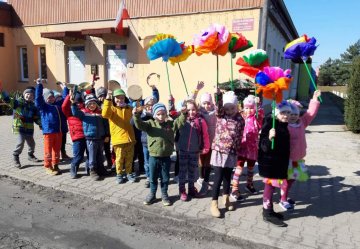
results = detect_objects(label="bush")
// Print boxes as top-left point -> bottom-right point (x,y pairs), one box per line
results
0,90 -> 22,116
344,57 -> 360,133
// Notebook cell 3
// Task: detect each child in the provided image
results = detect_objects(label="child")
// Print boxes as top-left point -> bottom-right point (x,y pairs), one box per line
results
134,103 -> 187,206
0,86 -> 42,168
177,99 -> 210,201
139,95 -> 158,188
96,87 -> 112,169
102,89 -> 136,184
230,95 -> 264,201
35,79 -> 67,175
54,91 -> 70,161
258,101 -> 292,227
210,91 -> 244,218
197,92 -> 216,192
62,91 -> 88,178
279,90 -> 321,210
71,93 -> 106,181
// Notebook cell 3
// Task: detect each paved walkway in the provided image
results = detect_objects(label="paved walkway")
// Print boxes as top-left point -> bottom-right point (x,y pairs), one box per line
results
1,92 -> 359,249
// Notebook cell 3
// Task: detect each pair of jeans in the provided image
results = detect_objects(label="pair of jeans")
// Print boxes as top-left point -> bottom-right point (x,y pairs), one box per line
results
142,144 -> 150,179
149,156 -> 171,196
13,133 -> 36,156
71,138 -> 87,176
86,139 -> 104,171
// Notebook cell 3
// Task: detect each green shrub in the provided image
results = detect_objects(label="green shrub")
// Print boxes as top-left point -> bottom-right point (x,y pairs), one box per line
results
344,57 -> 360,133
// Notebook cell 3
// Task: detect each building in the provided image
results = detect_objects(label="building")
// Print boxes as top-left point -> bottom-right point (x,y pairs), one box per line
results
0,0 -> 309,102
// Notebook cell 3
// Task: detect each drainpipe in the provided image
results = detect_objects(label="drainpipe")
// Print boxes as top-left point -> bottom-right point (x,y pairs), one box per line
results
260,0 -> 269,50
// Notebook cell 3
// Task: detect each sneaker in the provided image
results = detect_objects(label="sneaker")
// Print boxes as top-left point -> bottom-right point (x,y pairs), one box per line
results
28,154 -> 41,162
144,179 -> 150,188
245,184 -> 258,194
279,201 -> 294,211
13,155 -> 21,168
197,178 -> 204,187
53,164 -> 61,175
127,173 -> 137,183
188,187 -> 202,198
263,209 -> 286,227
45,167 -> 58,176
230,191 -> 244,202
90,169 -> 100,181
116,174 -> 125,184
287,198 -> 296,205
161,195 -> 172,206
180,191 -> 188,201
143,193 -> 156,205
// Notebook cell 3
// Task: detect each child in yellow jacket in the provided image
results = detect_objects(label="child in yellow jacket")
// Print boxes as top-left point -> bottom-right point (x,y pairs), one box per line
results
102,89 -> 136,184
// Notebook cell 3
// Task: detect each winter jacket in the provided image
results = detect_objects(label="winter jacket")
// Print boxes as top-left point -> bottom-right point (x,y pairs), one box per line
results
139,111 -> 154,146
134,112 -> 187,157
237,108 -> 264,160
212,111 -> 245,155
62,95 -> 85,141
71,104 -> 105,140
178,116 -> 210,153
35,84 -> 67,134
258,116 -> 290,179
102,99 -> 135,145
0,92 -> 41,135
288,99 -> 320,161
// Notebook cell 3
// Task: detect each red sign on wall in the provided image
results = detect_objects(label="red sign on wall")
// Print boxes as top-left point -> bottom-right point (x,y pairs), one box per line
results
232,18 -> 254,32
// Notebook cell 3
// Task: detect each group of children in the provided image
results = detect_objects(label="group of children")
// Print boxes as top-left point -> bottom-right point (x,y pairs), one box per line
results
0,78 -> 321,227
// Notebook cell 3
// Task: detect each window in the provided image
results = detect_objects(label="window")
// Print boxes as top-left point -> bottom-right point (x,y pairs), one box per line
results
19,47 -> 29,81
38,47 -> 47,79
0,33 -> 4,47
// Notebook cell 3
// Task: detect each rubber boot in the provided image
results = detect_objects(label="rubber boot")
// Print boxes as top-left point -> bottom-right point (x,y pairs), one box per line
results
210,200 -> 221,218
262,208 -> 286,227
223,194 -> 235,211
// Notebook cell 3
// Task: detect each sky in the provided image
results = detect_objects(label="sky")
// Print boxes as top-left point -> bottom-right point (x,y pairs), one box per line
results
284,0 -> 360,68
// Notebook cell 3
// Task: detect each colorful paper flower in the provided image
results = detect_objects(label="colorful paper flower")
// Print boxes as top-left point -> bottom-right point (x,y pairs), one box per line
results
146,34 -> 183,62
193,24 -> 231,56
228,33 -> 253,53
169,43 -> 194,65
236,49 -> 270,78
284,34 -> 318,61
255,67 -> 292,103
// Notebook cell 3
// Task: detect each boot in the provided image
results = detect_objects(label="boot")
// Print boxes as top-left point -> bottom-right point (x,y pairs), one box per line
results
28,153 -> 41,162
210,200 -> 221,218
90,169 -> 100,181
52,164 -> 61,175
13,155 -> 21,168
61,151 -> 71,161
262,208 -> 286,227
223,194 -> 235,211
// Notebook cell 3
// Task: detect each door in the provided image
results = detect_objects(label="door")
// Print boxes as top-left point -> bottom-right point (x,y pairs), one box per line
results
106,45 -> 127,90
68,46 -> 85,84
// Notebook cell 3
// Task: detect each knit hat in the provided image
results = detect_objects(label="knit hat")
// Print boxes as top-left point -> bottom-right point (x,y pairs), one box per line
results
144,95 -> 157,106
113,88 -> 126,97
222,91 -> 238,107
200,93 -> 213,104
287,99 -> 302,115
243,95 -> 256,108
275,100 -> 292,116
43,88 -> 54,101
84,94 -> 98,107
96,87 -> 108,98
23,87 -> 35,96
152,103 -> 167,117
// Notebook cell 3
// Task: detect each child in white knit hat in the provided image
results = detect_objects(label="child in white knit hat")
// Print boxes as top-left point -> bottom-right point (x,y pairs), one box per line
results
209,90 -> 245,218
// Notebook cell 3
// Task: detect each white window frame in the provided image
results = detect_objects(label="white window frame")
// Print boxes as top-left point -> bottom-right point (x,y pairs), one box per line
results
19,47 -> 29,81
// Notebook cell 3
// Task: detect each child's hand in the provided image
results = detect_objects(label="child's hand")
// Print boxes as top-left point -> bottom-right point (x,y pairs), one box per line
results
106,90 -> 113,100
201,148 -> 209,155
196,81 -> 205,91
269,128 -> 276,140
180,106 -> 187,114
35,78 -> 42,85
313,90 -> 321,101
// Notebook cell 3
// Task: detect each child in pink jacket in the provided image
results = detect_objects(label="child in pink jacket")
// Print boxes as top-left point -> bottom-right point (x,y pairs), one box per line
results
230,95 -> 264,201
279,90 -> 321,210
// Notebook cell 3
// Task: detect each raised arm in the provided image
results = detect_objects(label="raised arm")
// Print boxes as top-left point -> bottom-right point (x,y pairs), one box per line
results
35,82 -> 46,110
133,112 -> 151,132
71,103 -> 84,120
302,90 -> 321,127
